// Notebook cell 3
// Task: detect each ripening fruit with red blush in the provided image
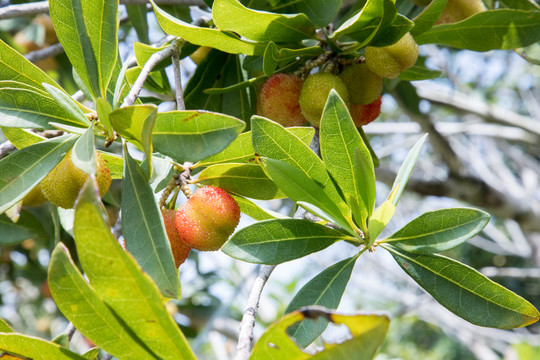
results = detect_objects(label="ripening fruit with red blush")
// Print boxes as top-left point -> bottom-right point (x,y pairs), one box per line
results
365,33 -> 419,79
162,209 -> 191,267
340,63 -> 383,105
349,96 -> 382,127
175,186 -> 240,251
257,74 -> 307,127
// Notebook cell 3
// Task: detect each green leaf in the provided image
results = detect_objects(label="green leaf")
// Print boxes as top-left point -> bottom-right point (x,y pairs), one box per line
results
222,219 -> 347,264
126,5 -> 150,44
99,151 -> 123,179
261,157 -> 356,235
415,9 -> 540,51
398,64 -> 442,81
0,87 -> 89,129
0,317 -> 12,332
262,42 -> 323,76
388,134 -> 427,207
251,308 -> 389,360
71,123 -> 96,175
134,42 -> 171,70
332,0 -> 396,46
48,244 -> 160,360
42,83 -> 90,126
197,163 -> 285,200
0,333 -> 86,359
0,39 -> 67,94
0,127 -> 45,149
369,14 -> 415,47
385,245 -> 540,329
110,104 -> 157,176
152,110 -> 245,163
286,256 -> 357,348
232,195 -> 283,221
96,97 -> 113,135
367,200 -> 396,241
320,90 -> 376,225
49,0 -> 119,98
383,208 -> 490,253
151,0 -> 265,55
220,55 -> 256,122
282,0 -> 342,28
196,127 -> 314,168
0,136 -> 76,214
410,0 -> 448,37
122,146 -> 181,299
73,179 -> 195,359
251,116 -> 348,216
0,210 -> 48,245
500,0 -> 540,10
213,0 -> 316,42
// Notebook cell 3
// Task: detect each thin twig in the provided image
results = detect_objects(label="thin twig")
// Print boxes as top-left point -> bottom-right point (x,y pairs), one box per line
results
24,42 -> 64,63
121,44 -> 175,107
171,40 -> 186,110
235,265 -> 276,360
0,0 -> 206,20
0,141 -> 16,160
66,322 -> 76,341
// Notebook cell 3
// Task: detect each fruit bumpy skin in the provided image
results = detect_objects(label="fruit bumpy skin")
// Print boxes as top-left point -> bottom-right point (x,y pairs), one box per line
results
340,63 -> 383,105
365,33 -> 419,79
22,183 -> 48,207
162,209 -> 191,267
257,74 -> 307,127
299,72 -> 350,127
41,151 -> 111,209
349,96 -> 382,127
175,186 -> 240,251
436,0 -> 486,25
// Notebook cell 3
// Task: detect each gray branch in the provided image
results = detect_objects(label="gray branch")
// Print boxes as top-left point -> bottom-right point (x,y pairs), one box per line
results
24,43 -> 64,63
234,265 -> 276,360
171,40 -> 186,110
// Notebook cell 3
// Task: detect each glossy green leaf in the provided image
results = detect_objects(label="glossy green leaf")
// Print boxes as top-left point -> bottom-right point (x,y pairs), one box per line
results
415,9 -> 540,51
48,244 -> 160,360
282,0 -> 342,27
398,64 -> 442,81
151,0 -> 265,55
383,208 -> 490,253
96,97 -> 113,135
262,42 -> 323,76
251,308 -> 389,360
71,123 -> 96,175
73,179 -> 195,359
388,134 -> 427,207
196,127 -> 314,168
369,14 -> 415,47
367,200 -> 396,241
0,333 -> 86,359
126,5 -> 150,44
500,0 -> 540,10
385,245 -> 540,328
82,348 -> 100,360
42,83 -> 90,126
0,127 -> 45,149
0,210 -> 48,245
252,116 -> 348,216
0,136 -> 76,214
98,151 -> 123,179
286,256 -> 357,348
232,195 -> 283,221
410,0 -> 448,37
222,219 -> 347,264
49,0 -> 119,98
197,163 -> 285,200
332,0 -> 396,46
122,146 -> 181,299
213,0 -> 316,42
221,54 -> 256,122
110,105 -> 157,176
152,110 -> 245,163
0,80 -> 50,96
134,42 -> 171,70
320,91 -> 376,224
0,87 -> 88,129
0,39 -> 66,94
261,157 -> 356,235
0,317 -> 12,332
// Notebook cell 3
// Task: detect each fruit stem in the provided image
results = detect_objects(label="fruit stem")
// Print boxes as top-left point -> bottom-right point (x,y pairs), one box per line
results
158,173 -> 180,209
178,162 -> 194,199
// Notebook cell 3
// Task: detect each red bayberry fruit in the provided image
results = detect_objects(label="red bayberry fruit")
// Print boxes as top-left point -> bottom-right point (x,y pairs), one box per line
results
349,96 -> 382,127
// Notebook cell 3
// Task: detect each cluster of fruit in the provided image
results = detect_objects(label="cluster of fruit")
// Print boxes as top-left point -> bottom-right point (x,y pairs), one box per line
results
162,186 -> 241,267
257,33 -> 419,128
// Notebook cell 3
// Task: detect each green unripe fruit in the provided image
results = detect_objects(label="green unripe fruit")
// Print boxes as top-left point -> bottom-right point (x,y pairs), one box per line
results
257,74 -> 307,127
190,46 -> 211,65
22,183 -> 48,207
365,33 -> 419,79
175,186 -> 240,252
340,63 -> 383,105
41,151 -> 111,209
299,72 -> 350,127
436,0 -> 486,25
162,209 -> 191,267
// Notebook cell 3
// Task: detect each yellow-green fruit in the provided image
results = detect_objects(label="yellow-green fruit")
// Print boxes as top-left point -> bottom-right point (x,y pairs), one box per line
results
365,33 -> 419,79
299,72 -> 350,127
190,46 -> 211,65
436,0 -> 486,24
41,152 -> 111,209
22,184 -> 48,207
340,63 -> 383,105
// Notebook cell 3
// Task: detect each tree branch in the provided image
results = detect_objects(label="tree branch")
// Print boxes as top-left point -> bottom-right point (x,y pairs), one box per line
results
0,0 -> 206,20
235,265 -> 276,360
24,43 -> 64,63
171,40 -> 186,110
